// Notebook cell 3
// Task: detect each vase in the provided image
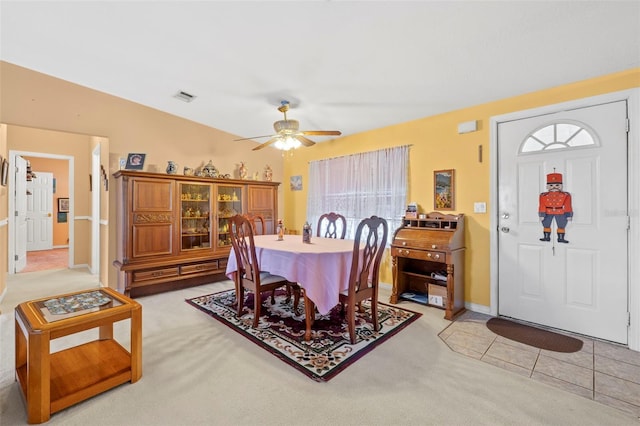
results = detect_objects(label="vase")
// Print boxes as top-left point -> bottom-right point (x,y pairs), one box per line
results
239,162 -> 248,180
166,161 -> 178,175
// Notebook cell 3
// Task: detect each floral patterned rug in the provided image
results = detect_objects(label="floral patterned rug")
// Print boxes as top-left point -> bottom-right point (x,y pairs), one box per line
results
186,289 -> 421,381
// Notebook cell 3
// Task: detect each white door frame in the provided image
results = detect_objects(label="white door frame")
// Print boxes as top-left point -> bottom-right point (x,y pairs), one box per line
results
8,151 -> 75,273
490,88 -> 640,352
91,145 -> 100,275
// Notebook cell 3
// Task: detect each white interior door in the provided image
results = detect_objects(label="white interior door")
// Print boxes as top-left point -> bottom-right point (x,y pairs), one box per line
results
14,156 -> 28,273
498,100 -> 628,344
26,171 -> 54,251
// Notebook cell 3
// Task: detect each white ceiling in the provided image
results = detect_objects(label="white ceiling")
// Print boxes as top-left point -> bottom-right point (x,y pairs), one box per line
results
2,1 -> 639,146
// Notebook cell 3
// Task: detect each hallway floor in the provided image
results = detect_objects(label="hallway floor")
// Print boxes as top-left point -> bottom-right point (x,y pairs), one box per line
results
21,248 -> 68,273
439,310 -> 640,417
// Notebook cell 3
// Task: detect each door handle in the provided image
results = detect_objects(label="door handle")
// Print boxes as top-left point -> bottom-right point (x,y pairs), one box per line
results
48,213 -> 52,217
500,226 -> 510,233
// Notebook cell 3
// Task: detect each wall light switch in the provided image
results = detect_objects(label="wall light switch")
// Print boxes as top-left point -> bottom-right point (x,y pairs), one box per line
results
474,202 -> 486,213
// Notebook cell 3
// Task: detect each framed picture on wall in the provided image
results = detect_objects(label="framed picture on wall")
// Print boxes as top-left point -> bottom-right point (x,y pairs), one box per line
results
58,197 -> 69,212
125,153 -> 146,170
290,175 -> 302,191
434,169 -> 455,210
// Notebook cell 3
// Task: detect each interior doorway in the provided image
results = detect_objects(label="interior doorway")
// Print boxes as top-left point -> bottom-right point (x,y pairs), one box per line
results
9,152 -> 74,274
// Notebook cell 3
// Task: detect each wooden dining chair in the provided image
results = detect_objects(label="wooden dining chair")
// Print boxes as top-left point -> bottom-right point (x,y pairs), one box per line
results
242,214 -> 301,312
229,214 -> 291,327
243,213 -> 267,235
316,212 -> 347,239
339,215 -> 388,344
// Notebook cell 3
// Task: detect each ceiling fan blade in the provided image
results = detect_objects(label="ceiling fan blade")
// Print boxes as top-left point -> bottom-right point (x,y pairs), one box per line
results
297,135 -> 316,147
300,130 -> 342,136
252,137 -> 280,151
234,134 -> 274,141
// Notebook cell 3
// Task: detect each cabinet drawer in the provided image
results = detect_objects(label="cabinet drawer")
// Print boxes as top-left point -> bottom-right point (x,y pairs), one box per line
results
392,247 -> 447,263
181,261 -> 219,275
134,267 -> 180,282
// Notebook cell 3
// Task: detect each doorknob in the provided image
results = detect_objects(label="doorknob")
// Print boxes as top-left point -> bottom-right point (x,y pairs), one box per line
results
500,226 -> 510,233
502,212 -> 510,219
48,213 -> 52,217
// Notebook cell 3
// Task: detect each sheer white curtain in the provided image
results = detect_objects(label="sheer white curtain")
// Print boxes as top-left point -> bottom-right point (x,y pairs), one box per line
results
307,145 -> 409,240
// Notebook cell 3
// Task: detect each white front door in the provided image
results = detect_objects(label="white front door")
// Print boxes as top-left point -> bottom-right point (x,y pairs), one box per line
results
497,100 -> 628,344
14,156 -> 28,273
26,171 -> 54,251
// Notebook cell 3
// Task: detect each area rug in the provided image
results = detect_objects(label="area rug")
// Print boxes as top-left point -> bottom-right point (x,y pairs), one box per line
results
486,317 -> 583,353
186,289 -> 421,381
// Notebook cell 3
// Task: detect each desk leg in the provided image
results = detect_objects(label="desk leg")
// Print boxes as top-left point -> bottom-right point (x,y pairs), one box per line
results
27,330 -> 51,424
303,292 -> 315,341
130,304 -> 143,383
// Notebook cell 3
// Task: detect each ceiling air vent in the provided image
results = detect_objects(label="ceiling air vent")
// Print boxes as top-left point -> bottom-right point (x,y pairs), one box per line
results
173,91 -> 196,103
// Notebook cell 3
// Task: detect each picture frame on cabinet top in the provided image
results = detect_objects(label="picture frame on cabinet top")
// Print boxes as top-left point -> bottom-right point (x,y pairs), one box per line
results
125,153 -> 146,170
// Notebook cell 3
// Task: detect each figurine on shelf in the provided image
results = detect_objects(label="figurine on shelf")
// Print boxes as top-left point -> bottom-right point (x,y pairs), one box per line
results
202,160 -> 218,178
239,162 -> 248,180
166,161 -> 178,175
264,165 -> 273,182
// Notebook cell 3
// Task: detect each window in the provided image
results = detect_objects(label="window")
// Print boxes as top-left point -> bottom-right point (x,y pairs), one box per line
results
307,145 -> 409,241
520,121 -> 597,153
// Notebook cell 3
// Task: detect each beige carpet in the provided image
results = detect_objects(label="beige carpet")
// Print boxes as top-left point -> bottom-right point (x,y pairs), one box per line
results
1,269 -> 638,425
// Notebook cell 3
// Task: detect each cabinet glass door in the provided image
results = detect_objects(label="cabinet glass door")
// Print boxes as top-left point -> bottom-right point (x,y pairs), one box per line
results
216,184 -> 243,248
179,182 -> 212,252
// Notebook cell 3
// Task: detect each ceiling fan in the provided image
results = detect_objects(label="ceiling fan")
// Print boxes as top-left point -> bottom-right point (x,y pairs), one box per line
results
234,101 -> 342,151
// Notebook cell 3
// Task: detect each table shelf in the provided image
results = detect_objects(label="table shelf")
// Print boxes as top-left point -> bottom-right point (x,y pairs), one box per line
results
14,288 -> 141,423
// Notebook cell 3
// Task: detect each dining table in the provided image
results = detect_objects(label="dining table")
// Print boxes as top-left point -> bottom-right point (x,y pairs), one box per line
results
225,234 -> 360,340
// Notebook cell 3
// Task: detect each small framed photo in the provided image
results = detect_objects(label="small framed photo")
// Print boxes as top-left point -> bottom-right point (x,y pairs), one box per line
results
290,175 -> 302,191
125,153 -> 146,170
1,157 -> 8,186
58,197 -> 69,213
434,169 -> 455,210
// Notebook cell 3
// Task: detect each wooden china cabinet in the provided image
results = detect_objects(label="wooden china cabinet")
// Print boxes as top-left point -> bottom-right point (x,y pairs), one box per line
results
113,170 -> 279,297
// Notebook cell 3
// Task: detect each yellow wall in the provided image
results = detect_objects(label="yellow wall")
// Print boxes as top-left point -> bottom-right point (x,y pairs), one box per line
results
284,68 -> 640,308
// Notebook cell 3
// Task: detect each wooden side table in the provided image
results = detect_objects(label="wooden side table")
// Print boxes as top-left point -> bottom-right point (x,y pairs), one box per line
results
14,287 -> 142,424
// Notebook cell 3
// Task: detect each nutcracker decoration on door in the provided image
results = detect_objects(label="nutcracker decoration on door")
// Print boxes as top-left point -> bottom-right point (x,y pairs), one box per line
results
538,171 -> 572,243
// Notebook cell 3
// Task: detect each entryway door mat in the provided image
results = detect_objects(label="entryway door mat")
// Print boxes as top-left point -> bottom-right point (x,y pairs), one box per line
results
486,317 -> 583,353
186,289 -> 421,381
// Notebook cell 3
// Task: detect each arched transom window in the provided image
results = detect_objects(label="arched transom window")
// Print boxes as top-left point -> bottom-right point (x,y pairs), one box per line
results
520,121 -> 598,153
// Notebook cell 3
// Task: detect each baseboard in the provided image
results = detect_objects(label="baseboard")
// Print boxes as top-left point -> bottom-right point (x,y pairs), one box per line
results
465,301 -> 491,315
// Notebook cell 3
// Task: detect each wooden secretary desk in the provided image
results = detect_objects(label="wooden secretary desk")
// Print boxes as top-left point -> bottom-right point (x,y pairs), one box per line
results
390,212 -> 465,320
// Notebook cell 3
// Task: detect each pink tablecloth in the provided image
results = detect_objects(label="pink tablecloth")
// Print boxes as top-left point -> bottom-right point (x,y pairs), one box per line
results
226,235 -> 357,314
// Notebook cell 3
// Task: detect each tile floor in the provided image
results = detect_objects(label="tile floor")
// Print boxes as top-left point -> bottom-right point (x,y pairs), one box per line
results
21,248 -> 69,273
439,310 -> 640,417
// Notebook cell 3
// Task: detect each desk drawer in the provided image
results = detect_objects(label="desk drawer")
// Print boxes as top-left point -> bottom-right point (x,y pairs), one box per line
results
181,261 -> 218,275
134,267 -> 180,282
392,247 -> 447,263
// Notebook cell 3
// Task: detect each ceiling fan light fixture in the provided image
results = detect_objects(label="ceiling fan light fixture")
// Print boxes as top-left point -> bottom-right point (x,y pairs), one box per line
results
274,136 -> 301,151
